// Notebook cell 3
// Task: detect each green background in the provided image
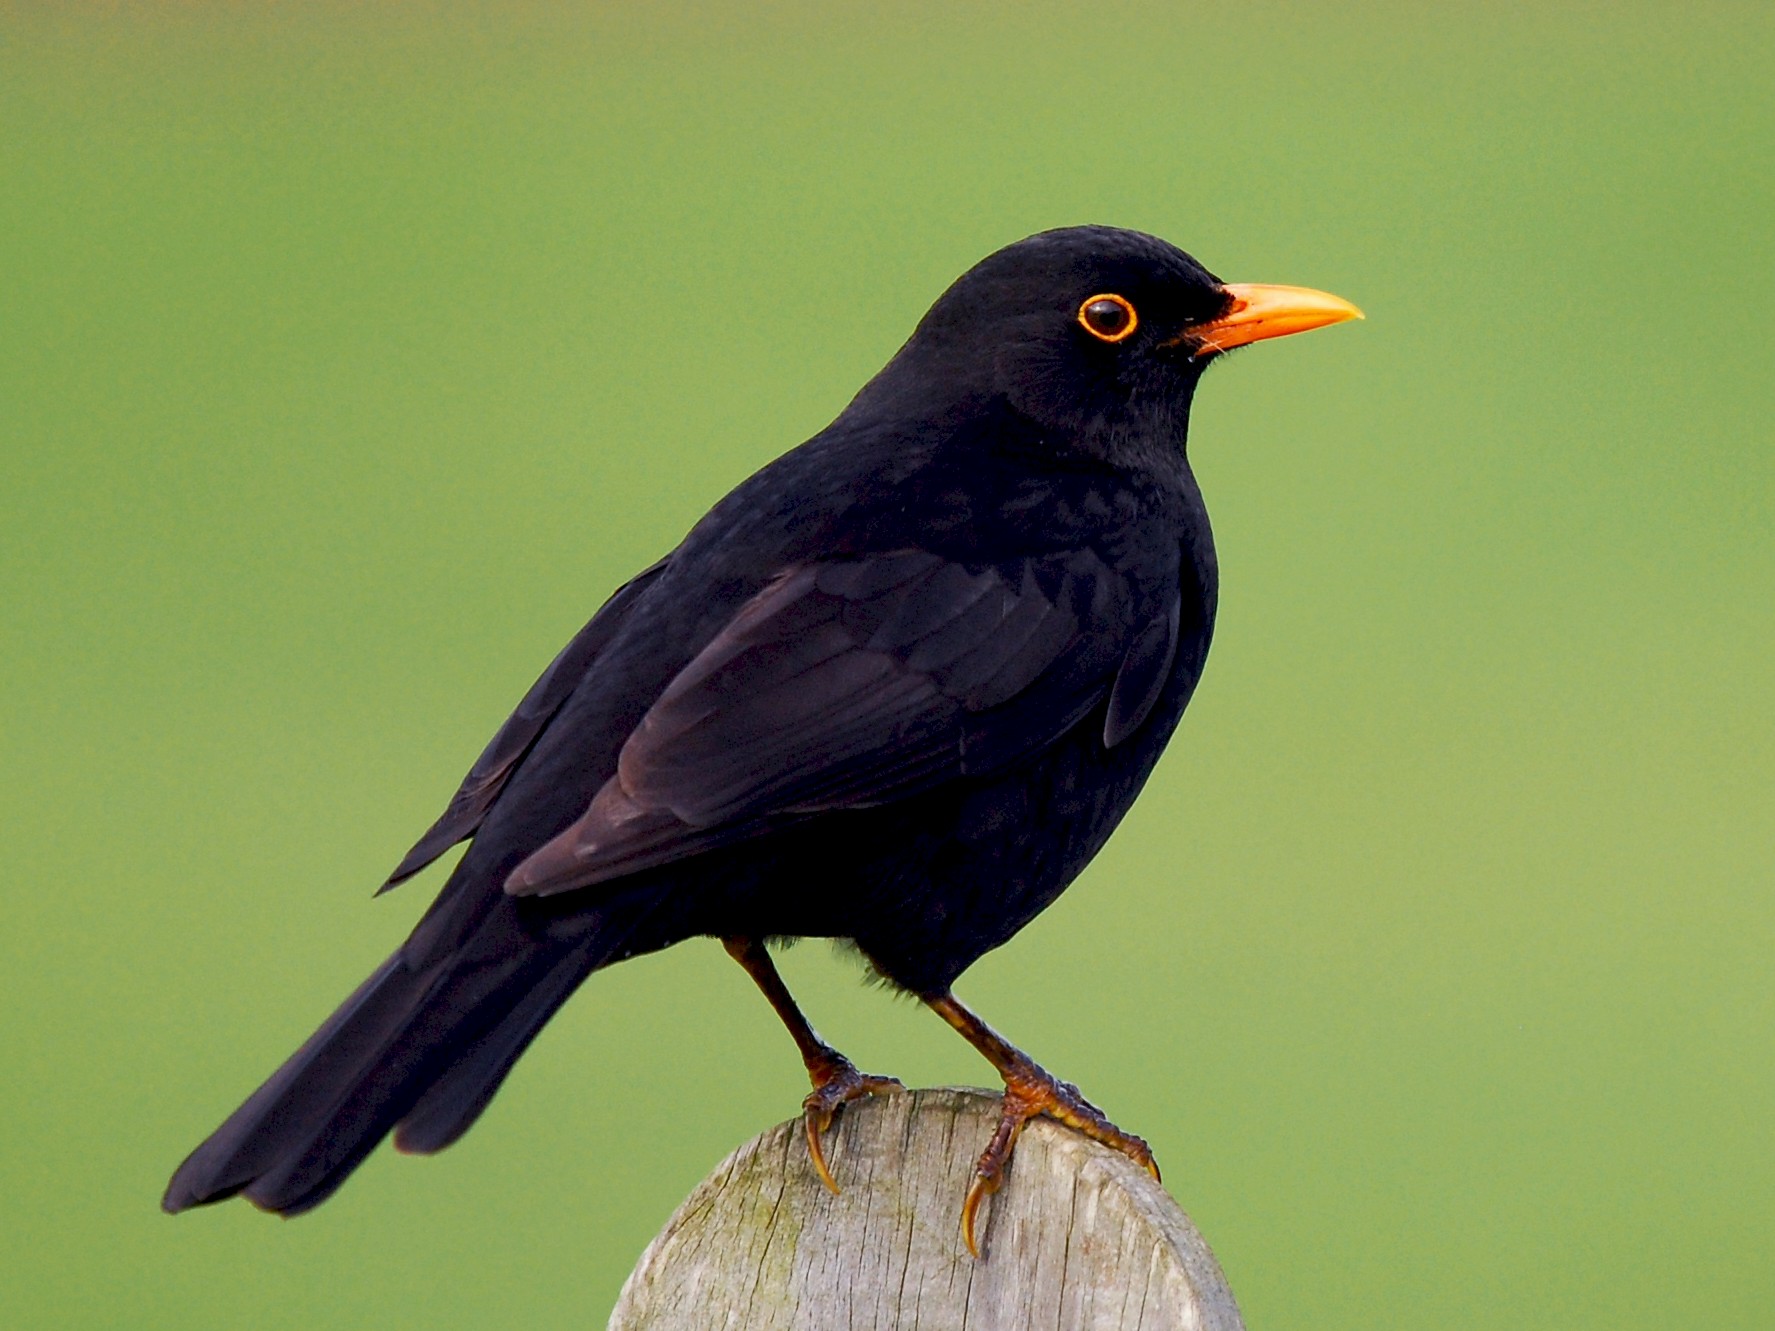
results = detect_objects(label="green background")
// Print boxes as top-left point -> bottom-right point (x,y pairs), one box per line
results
4,3 -> 1770,1327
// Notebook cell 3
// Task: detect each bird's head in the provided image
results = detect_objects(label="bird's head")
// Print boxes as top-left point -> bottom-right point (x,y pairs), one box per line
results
859,225 -> 1360,472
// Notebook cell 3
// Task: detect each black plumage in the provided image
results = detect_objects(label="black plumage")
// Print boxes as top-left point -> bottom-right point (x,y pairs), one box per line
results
164,226 -> 1358,1248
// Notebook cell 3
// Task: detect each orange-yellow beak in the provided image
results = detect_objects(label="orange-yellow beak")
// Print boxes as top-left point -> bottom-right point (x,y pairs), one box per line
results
1189,283 -> 1363,356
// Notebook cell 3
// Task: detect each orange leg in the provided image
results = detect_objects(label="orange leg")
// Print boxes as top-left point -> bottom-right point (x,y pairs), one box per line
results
724,938 -> 901,1193
925,991 -> 1159,1257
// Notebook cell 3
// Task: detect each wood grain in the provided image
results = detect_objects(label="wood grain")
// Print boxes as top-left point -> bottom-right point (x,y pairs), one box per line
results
609,1086 -> 1245,1331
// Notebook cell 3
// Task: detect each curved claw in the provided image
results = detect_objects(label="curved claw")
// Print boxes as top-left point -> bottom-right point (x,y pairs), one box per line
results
799,1069 -> 902,1195
956,1063 -> 1160,1259
804,1107 -> 843,1195
960,1170 -> 998,1259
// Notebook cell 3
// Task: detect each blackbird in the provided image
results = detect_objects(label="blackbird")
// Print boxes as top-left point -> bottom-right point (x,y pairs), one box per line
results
163,225 -> 1359,1254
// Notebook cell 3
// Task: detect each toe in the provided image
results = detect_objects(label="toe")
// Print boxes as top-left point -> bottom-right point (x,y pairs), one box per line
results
797,1063 -> 900,1195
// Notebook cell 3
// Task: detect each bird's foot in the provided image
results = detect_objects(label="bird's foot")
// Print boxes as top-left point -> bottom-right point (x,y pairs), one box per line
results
801,1051 -> 903,1194
962,1058 -> 1159,1257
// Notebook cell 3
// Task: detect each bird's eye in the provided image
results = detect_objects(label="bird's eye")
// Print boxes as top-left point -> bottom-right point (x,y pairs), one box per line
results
1078,294 -> 1138,343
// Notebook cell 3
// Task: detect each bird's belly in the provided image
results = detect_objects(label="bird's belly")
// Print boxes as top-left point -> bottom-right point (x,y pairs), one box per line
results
701,707 -> 1180,994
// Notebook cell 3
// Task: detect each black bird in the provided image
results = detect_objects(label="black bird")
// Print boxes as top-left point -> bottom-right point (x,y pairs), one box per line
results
164,226 -> 1359,1254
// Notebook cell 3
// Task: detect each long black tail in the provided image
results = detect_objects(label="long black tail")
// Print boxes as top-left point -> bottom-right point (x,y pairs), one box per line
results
163,876 -> 647,1216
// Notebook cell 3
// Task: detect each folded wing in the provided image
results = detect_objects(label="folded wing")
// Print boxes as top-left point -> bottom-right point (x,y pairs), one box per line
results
505,547 -> 1180,897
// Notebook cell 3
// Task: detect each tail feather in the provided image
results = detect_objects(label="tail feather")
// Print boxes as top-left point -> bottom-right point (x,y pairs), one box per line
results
393,946 -> 593,1155
163,887 -> 643,1216
162,954 -> 417,1212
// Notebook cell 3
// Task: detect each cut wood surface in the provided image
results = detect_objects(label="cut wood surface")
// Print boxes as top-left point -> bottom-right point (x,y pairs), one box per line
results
609,1086 -> 1245,1331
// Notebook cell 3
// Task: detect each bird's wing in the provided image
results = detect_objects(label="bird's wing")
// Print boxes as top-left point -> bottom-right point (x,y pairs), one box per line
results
504,548 -> 1180,897
380,558 -> 670,889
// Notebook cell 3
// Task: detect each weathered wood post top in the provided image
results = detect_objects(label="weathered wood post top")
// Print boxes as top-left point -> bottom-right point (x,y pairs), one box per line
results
610,1086 -> 1245,1331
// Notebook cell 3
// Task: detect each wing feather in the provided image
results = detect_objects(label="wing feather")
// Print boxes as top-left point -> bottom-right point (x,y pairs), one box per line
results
1103,592 -> 1182,748
505,547 -> 1174,898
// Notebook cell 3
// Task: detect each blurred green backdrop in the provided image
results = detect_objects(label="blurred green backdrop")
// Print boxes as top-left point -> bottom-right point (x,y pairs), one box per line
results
3,3 -> 1770,1327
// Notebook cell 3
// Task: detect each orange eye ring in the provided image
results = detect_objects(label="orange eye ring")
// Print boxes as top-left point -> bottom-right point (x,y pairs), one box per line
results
1078,293 -> 1138,343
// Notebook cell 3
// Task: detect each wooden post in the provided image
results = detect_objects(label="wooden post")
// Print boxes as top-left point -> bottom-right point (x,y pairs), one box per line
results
610,1086 -> 1245,1331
